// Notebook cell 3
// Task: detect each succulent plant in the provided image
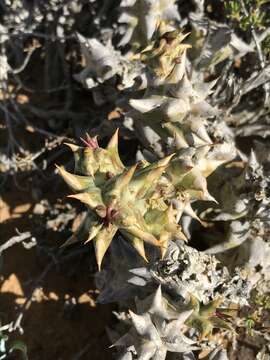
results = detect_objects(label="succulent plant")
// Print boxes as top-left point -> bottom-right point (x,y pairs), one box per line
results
130,241 -> 230,303
57,106 -> 231,269
74,33 -> 121,89
112,286 -> 198,359
57,130 -> 191,269
52,4 -> 270,359
111,285 -> 236,359
74,33 -> 143,91
4,0 -> 270,358
127,24 -> 236,164
203,151 -> 270,278
97,238 -> 251,310
185,296 -> 235,339
118,0 -> 180,48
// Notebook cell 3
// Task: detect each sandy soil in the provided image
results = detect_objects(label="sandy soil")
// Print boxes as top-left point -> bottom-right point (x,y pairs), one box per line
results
0,182 -> 114,360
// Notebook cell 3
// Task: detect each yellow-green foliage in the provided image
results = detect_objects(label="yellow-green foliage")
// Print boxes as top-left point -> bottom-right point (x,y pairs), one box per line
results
224,0 -> 269,31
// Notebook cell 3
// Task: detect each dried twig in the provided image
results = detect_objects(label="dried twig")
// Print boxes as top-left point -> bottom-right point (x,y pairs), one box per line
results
12,46 -> 36,75
239,0 -> 270,105
0,231 -> 32,255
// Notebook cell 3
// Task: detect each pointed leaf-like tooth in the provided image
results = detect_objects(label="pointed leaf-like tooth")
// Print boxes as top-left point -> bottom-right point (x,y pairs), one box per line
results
64,142 -> 81,152
169,73 -> 194,99
132,155 -> 173,199
181,168 -> 202,190
167,159 -> 194,187
201,297 -> 223,316
193,124 -> 212,144
181,168 -> 215,202
150,285 -> 164,314
111,333 -> 133,348
68,191 -> 104,210
164,203 -> 176,221
94,224 -> 117,270
137,341 -> 158,360
84,223 -> 103,244
106,129 -> 125,170
129,97 -> 165,113
202,190 -> 218,204
118,25 -> 134,47
165,313 -> 195,340
194,77 -> 219,100
178,31 -> 191,42
208,142 -> 236,162
164,123 -> 189,149
197,159 -> 223,178
174,132 -> 188,150
192,100 -> 219,118
56,165 -> 93,192
130,237 -> 148,262
177,309 -> 194,325
128,310 -> 142,333
160,237 -> 169,259
115,164 -> 137,191
106,128 -> 119,150
145,12 -> 157,40
76,31 -> 87,45
194,145 -> 211,160
128,311 -> 153,337
148,285 -> 180,320
144,163 -> 169,181
64,144 -> 95,176
175,228 -> 188,242
184,202 -> 205,225
126,225 -> 160,246
61,212 -> 93,247
192,134 -> 210,147
163,98 -> 190,120
249,149 -> 259,168
188,119 -> 212,144
167,48 -> 187,84
156,154 -> 175,167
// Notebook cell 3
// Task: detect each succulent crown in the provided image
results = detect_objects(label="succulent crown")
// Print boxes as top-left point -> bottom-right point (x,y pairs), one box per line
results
57,129 -> 220,269
57,131 -> 188,269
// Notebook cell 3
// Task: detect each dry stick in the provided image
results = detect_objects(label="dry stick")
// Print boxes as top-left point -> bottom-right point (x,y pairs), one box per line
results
15,74 -> 69,94
0,51 -> 24,156
239,0 -> 270,106
12,46 -> 36,75
1,108 -> 70,177
4,105 -> 71,182
57,43 -> 73,111
0,231 -> 31,255
0,31 -> 74,41
5,100 -> 71,141
227,29 -> 270,114
1,98 -> 22,156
